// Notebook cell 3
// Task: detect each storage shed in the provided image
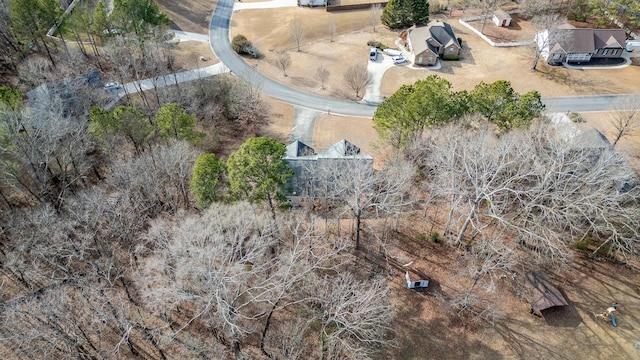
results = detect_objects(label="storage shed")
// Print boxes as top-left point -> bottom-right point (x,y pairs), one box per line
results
493,9 -> 512,27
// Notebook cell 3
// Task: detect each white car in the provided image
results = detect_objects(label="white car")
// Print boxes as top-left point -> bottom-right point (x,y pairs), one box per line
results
103,82 -> 122,91
392,55 -> 406,65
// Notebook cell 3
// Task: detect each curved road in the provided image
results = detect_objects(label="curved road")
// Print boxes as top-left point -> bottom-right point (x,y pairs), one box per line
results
209,0 -> 377,117
209,0 -> 640,116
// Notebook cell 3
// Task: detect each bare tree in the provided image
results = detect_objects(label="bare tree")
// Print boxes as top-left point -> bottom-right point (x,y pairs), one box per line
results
450,238 -> 516,324
343,64 -> 371,98
328,17 -> 336,42
291,20 -> 305,52
315,65 -> 330,89
422,118 -> 640,264
317,156 -> 414,250
608,95 -> 640,146
276,50 -> 292,77
531,13 -> 567,70
479,0 -> 509,34
368,4 -> 381,32
140,202 -> 278,359
313,273 -> 395,359
107,141 -> 197,217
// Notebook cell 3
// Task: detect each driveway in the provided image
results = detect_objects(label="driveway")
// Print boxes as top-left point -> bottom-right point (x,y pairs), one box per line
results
363,53 -> 396,104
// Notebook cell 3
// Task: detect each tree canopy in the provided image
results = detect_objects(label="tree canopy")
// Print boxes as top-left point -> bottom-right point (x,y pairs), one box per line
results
227,137 -> 292,217
374,76 -> 545,148
190,153 -> 226,210
381,0 -> 429,29
469,81 -> 544,131
373,75 -> 467,148
154,102 -> 204,143
0,86 -> 22,110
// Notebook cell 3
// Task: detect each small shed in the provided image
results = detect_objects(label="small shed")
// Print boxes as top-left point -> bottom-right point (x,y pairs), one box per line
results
493,9 -> 512,27
525,272 -> 568,315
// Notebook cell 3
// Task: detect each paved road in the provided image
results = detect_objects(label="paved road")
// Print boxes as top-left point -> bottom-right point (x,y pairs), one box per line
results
209,0 -> 377,117
209,0 -> 640,116
543,94 -> 640,113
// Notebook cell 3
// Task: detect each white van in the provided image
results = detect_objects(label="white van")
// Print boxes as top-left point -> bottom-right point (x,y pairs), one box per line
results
369,47 -> 377,61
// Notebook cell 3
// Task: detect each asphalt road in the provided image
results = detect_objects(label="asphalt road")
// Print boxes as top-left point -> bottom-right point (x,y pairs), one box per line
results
209,0 -> 377,117
209,0 -> 640,116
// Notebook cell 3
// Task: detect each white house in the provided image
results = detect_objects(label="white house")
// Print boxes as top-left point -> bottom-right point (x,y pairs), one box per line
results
298,0 -> 327,6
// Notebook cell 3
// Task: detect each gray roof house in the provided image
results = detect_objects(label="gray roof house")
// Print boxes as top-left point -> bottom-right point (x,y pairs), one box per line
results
284,140 -> 374,197
536,24 -> 626,65
408,20 -> 461,66
27,71 -> 104,118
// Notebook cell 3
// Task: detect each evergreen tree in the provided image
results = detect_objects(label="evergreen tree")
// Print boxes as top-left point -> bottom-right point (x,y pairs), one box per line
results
9,0 -> 62,65
190,153 -> 226,209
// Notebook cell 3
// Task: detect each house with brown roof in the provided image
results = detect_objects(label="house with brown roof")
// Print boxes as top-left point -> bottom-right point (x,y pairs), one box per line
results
536,24 -> 626,65
407,20 -> 461,66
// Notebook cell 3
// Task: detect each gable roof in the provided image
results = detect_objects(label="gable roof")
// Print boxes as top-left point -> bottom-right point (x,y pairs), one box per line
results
408,20 -> 460,56
286,140 -> 316,157
325,139 -> 361,157
493,9 -> 511,20
550,27 -> 626,53
27,71 -> 103,118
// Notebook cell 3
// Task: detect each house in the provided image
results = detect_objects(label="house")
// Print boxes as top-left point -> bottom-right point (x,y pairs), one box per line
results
298,0 -> 327,6
27,71 -> 104,118
536,24 -> 626,65
284,139 -> 373,197
407,20 -> 461,66
492,9 -> 511,27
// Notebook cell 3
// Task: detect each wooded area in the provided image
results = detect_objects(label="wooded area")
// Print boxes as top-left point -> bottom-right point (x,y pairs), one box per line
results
1,0 -> 640,358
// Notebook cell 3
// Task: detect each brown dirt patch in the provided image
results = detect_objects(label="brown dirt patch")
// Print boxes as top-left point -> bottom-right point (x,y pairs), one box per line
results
155,0 -> 215,34
232,7 -> 398,100
170,41 -> 218,71
379,217 -> 640,360
260,98 -> 296,142
312,114 -> 380,158
576,111 -> 640,172
464,13 -> 536,43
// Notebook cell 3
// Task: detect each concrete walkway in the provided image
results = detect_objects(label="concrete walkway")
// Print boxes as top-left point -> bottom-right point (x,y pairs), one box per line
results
290,107 -> 322,145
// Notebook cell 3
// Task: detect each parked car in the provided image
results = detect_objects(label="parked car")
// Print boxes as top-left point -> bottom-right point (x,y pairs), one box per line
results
103,82 -> 122,91
369,47 -> 377,61
392,55 -> 406,65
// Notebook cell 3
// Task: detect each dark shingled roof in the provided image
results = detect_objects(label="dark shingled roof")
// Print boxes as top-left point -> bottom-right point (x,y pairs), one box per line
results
286,140 -> 316,157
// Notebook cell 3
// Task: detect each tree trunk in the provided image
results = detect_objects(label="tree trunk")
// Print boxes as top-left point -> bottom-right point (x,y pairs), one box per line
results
456,201 -> 478,247
355,208 -> 363,250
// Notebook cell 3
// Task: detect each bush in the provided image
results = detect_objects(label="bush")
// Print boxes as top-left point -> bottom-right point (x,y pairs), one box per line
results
232,34 -> 261,57
441,54 -> 460,61
367,40 -> 389,49
569,112 -> 585,123
429,232 -> 441,243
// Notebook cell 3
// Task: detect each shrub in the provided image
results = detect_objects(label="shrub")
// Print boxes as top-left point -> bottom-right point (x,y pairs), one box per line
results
569,112 -> 585,123
430,232 -> 441,243
232,34 -> 251,54
367,40 -> 389,49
